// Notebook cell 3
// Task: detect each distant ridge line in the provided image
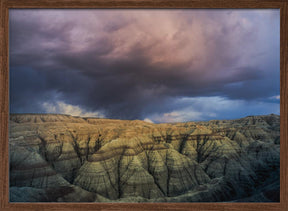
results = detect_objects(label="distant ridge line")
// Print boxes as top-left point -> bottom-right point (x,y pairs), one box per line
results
9,113 -> 280,124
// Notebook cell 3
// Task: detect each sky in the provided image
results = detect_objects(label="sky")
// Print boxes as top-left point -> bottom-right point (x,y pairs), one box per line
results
9,9 -> 280,123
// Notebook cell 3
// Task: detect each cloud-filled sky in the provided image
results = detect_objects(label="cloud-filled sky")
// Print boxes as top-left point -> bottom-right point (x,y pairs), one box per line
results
9,9 -> 280,123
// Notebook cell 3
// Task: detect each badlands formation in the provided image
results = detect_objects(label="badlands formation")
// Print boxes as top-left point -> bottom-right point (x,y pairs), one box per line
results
9,114 -> 280,202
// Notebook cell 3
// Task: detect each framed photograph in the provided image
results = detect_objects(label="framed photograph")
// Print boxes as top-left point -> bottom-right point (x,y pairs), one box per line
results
1,0 -> 287,210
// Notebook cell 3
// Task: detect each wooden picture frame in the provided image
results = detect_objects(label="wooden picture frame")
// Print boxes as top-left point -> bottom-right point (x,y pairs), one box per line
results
1,0 -> 287,210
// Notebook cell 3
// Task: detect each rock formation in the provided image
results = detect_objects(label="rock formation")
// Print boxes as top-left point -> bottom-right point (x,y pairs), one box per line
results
9,114 -> 280,202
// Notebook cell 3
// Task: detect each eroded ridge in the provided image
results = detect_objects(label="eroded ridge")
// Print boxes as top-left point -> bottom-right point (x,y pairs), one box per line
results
9,114 -> 280,202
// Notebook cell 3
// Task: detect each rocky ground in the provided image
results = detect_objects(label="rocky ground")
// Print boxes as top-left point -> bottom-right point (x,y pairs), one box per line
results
9,113 -> 280,202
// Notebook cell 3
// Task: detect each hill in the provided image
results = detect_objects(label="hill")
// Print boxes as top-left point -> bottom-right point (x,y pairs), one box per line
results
9,114 -> 280,202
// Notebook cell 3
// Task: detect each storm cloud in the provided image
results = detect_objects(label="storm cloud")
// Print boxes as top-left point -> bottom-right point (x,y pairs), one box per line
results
9,9 -> 280,122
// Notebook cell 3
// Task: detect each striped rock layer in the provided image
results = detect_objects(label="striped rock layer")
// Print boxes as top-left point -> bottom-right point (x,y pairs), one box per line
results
9,114 -> 280,202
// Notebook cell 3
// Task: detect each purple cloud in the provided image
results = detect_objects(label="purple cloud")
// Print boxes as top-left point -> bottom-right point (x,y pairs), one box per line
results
9,9 -> 280,121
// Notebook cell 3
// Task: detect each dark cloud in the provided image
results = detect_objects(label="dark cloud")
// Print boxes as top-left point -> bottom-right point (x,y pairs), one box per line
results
9,9 -> 280,120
